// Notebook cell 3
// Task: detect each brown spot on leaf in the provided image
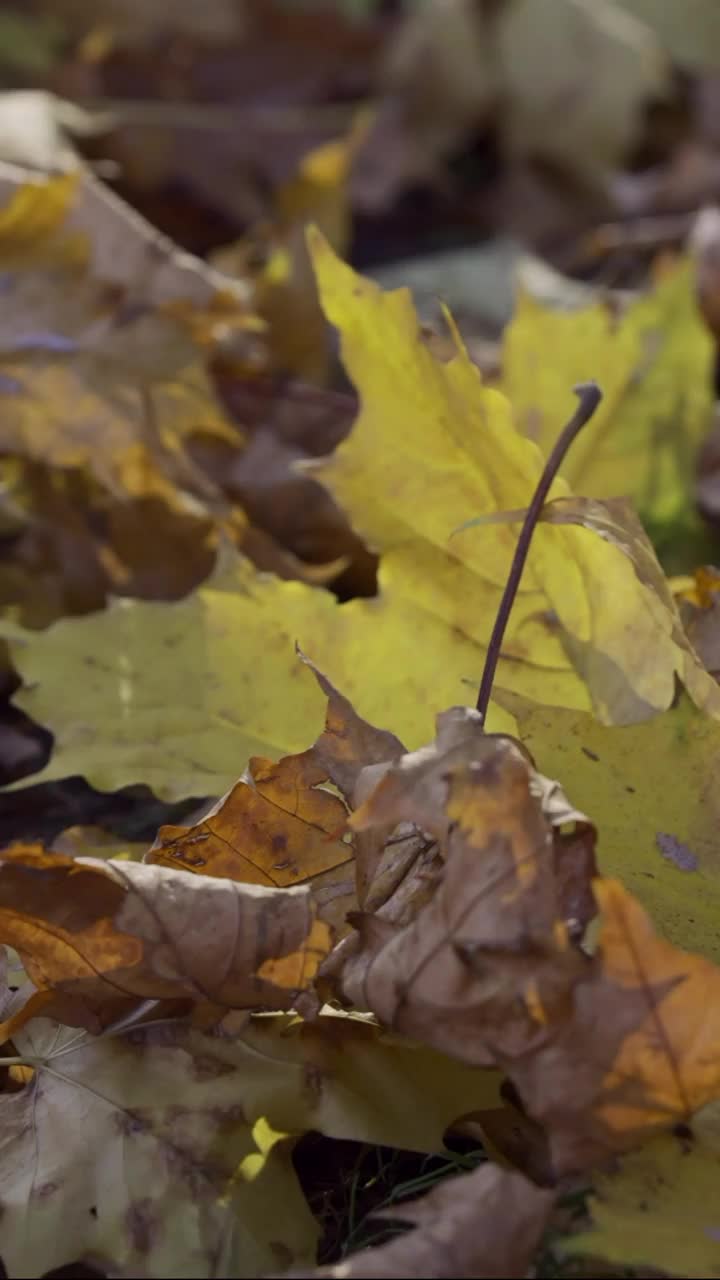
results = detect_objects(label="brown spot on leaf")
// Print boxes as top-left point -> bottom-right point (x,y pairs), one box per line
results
191,1053 -> 236,1082
210,1103 -> 247,1127
33,1180 -> 58,1200
270,1241 -> 294,1268
126,1199 -> 159,1256
581,746 -> 599,762
115,1109 -> 149,1137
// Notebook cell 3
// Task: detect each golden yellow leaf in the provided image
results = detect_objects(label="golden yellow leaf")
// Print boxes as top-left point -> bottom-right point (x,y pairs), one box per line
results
308,229 -> 720,724
568,1128 -> 720,1278
498,688 -> 720,964
149,754 -> 350,887
502,260 -> 714,531
5,238 -> 718,799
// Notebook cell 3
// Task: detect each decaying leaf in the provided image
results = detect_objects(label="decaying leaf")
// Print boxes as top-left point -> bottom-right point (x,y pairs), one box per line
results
147,657 -> 405,932
507,878 -> 720,1170
0,1016 -> 318,1279
0,168 -> 246,502
337,709 -> 594,1070
0,164 -> 351,623
0,844 -> 331,1022
285,1162 -> 553,1279
325,706 -> 720,1172
0,1003 -> 500,1280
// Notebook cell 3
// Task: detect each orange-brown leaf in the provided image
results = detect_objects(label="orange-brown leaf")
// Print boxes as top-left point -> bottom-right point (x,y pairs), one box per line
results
147,659 -> 406,932
0,844 -> 331,1020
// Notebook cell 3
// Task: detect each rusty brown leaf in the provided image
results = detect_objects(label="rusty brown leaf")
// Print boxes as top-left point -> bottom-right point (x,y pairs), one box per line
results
147,657 -> 406,935
279,1162 -> 553,1279
0,844 -> 331,1024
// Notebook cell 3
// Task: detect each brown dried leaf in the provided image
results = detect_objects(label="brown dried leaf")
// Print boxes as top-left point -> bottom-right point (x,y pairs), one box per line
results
0,844 -> 331,1021
340,712 -> 594,1068
510,879 -> 720,1171
147,659 -> 406,935
280,1163 -> 553,1279
335,704 -> 720,1173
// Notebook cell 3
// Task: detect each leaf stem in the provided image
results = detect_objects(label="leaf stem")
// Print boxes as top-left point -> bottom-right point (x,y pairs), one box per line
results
476,381 -> 603,721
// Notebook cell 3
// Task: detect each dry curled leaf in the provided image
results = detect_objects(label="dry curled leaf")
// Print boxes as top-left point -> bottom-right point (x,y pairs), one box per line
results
340,709 -> 595,1068
327,704 -> 720,1174
0,844 -> 331,1024
280,1162 -> 553,1279
147,657 -> 406,934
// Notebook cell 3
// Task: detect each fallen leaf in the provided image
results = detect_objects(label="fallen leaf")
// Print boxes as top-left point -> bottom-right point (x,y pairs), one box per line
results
0,171 -> 239,502
0,844 -> 331,1020
324,705 -> 720,1171
496,687 -> 720,962
0,460 -> 223,626
0,1016 -> 319,1280
147,657 -> 405,930
502,259 -> 714,531
284,1162 -> 553,1279
339,710 -> 594,1068
200,375 -> 372,590
0,555 -> 334,799
0,1004 -> 501,1279
507,878 -> 720,1171
216,119 -> 367,384
7,237 -> 719,799
0,164 -> 283,620
567,1126 -> 720,1277
308,229 -> 720,724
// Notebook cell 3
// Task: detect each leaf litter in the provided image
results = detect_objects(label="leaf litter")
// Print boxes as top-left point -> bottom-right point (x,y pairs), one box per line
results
2,3 -> 720,1277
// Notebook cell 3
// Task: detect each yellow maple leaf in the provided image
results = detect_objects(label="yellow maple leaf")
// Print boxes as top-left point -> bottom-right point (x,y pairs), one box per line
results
307,229 -> 720,725
502,259 -> 714,530
569,1105 -> 720,1277
4,235 -> 720,799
